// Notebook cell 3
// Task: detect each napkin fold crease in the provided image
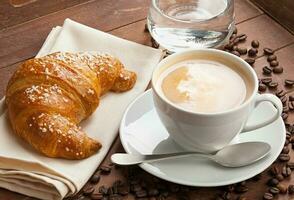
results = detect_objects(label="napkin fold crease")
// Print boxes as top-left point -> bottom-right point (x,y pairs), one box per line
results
0,19 -> 163,200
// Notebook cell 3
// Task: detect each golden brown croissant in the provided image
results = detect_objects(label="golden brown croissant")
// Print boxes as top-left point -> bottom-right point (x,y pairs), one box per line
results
5,52 -> 137,159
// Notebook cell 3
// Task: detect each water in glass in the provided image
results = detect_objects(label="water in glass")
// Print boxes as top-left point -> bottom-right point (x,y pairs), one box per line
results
147,0 -> 235,52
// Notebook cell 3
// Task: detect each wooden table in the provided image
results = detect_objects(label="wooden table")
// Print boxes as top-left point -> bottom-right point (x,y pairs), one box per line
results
0,0 -> 294,199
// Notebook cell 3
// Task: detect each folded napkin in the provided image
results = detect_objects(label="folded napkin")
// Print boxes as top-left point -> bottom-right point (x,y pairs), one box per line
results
0,19 -> 163,200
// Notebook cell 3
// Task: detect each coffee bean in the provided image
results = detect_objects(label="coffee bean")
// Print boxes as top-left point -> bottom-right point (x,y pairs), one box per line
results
238,34 -> 247,42
135,190 -> 147,198
258,83 -> 267,92
232,37 -> 240,44
270,166 -> 280,176
148,188 -> 159,196
130,184 -> 142,192
282,146 -> 290,154
289,95 -> 294,101
263,192 -> 273,200
100,165 -> 111,174
267,55 -> 277,62
283,106 -> 289,113
273,67 -> 283,74
289,102 -> 294,110
90,174 -> 101,184
287,185 -> 294,195
233,27 -> 238,34
287,162 -> 294,169
267,178 -> 279,186
285,79 -> 294,87
161,191 -> 169,198
276,174 -> 284,181
277,183 -> 288,193
237,47 -> 247,55
269,187 -> 280,195
282,165 -> 291,176
224,43 -> 234,51
91,192 -> 103,200
264,48 -> 274,55
282,113 -> 288,120
235,185 -> 248,193
221,191 -> 231,200
231,50 -> 240,57
99,186 -> 108,195
118,186 -> 129,196
268,82 -> 278,89
270,60 -> 279,67
280,96 -> 287,105
245,58 -> 255,65
251,40 -> 259,48
248,48 -> 258,57
230,33 -> 237,40
276,89 -> 285,97
261,78 -> 272,85
83,185 -> 95,196
263,66 -> 272,75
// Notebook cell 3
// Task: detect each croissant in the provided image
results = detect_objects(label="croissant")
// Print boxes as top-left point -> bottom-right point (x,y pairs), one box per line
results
5,52 -> 137,159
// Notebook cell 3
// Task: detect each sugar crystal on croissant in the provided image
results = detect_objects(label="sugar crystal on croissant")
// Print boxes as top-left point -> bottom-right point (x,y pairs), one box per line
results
5,52 -> 137,159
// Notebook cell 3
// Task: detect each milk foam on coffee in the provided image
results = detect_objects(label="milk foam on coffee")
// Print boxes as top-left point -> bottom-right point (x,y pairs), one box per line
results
157,59 -> 247,113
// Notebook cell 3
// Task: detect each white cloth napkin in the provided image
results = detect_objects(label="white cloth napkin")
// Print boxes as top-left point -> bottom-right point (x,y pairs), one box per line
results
0,19 -> 163,200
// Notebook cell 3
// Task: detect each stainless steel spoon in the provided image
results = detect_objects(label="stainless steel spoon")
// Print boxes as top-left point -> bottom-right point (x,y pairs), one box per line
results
111,142 -> 271,167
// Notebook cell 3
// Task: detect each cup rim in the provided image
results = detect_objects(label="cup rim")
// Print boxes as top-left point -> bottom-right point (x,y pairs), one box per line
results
151,0 -> 233,23
151,49 -> 259,116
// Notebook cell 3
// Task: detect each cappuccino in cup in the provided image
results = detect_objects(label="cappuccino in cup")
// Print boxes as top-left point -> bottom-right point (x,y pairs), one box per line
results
157,59 -> 254,113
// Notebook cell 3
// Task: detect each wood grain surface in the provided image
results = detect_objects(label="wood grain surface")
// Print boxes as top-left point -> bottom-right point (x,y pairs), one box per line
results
0,0 -> 293,199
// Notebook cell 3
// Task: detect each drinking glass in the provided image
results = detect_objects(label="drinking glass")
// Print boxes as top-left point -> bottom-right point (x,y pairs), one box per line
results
147,0 -> 235,52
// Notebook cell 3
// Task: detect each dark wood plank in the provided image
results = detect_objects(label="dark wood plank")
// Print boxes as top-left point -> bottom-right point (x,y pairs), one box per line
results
251,0 -> 294,34
0,0 -> 150,69
0,0 -> 92,29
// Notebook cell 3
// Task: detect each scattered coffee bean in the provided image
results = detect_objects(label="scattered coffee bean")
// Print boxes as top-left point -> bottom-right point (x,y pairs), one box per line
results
130,184 -> 142,192
270,166 -> 280,176
276,89 -> 286,97
273,67 -> 283,74
270,60 -> 279,67
238,34 -> 247,42
289,102 -> 294,110
277,183 -> 288,193
282,146 -> 290,154
280,96 -> 288,105
100,165 -> 111,174
263,192 -> 273,200
237,47 -> 247,55
267,55 -> 277,62
268,82 -> 278,89
83,185 -> 95,196
118,186 -> 129,196
251,40 -> 259,48
276,174 -> 284,181
285,79 -> 294,87
232,37 -> 240,44
289,95 -> 294,101
261,78 -> 272,85
230,33 -> 237,40
279,154 -> 290,162
289,185 -> 294,194
135,190 -> 147,198
90,174 -> 101,184
99,186 -> 108,195
231,50 -> 240,57
148,188 -> 159,196
244,58 -> 255,65
264,48 -> 274,55
224,43 -> 234,51
283,106 -> 289,113
288,162 -> 294,169
248,48 -> 258,57
267,178 -> 279,186
263,66 -> 272,75
282,165 -> 291,177
221,191 -> 231,200
269,187 -> 280,195
233,27 -> 238,34
235,185 -> 249,193
282,113 -> 288,120
258,83 -> 267,92
91,192 -> 103,200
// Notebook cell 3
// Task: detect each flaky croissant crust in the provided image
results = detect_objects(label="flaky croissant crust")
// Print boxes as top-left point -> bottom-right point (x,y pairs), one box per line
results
6,52 -> 137,159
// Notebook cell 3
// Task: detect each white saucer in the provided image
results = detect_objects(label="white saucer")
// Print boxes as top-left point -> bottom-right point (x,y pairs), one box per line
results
119,90 -> 286,187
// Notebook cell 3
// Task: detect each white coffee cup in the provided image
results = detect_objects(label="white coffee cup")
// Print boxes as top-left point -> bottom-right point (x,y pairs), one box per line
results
151,49 -> 283,153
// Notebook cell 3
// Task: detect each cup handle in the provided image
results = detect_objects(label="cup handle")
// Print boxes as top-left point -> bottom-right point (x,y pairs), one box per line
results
242,94 -> 283,132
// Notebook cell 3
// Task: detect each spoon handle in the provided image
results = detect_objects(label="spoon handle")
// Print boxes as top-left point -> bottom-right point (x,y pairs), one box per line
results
111,152 -> 213,165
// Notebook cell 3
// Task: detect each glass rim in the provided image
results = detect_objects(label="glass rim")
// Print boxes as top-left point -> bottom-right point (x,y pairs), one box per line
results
151,0 -> 233,23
